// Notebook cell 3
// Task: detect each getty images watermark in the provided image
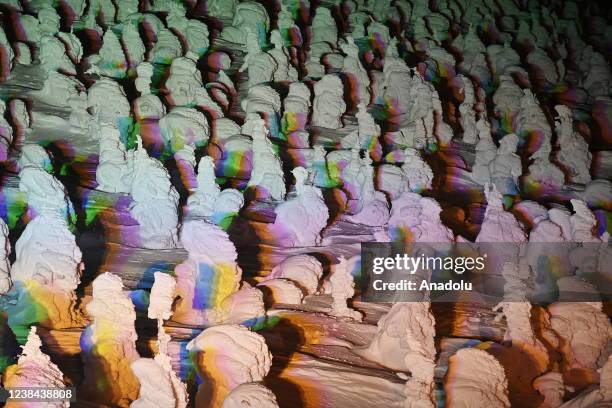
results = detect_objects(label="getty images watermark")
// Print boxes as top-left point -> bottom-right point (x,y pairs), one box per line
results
358,242 -> 611,303
370,252 -> 486,292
